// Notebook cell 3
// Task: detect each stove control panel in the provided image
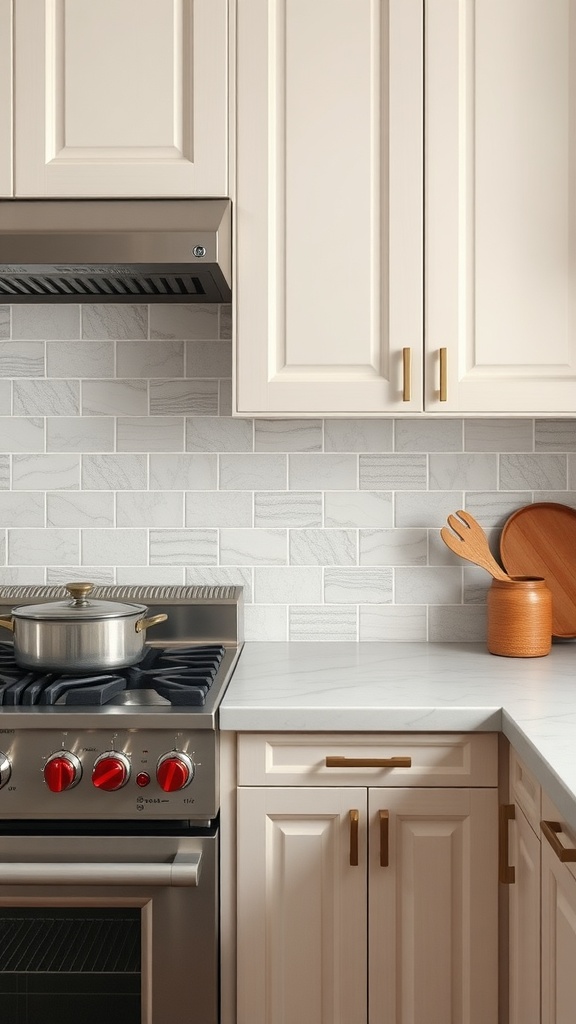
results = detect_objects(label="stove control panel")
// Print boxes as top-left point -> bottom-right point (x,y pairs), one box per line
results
0,729 -> 217,819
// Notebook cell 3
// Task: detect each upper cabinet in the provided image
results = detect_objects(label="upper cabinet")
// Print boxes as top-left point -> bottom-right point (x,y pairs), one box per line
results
233,0 -> 424,416
0,0 -> 228,198
234,0 -> 576,417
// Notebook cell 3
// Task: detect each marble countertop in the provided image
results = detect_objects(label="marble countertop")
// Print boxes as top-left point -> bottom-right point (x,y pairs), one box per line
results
219,641 -> 576,831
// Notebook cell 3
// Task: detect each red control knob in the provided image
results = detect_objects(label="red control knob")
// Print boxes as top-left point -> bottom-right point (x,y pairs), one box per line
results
92,752 -> 130,792
44,752 -> 81,793
156,752 -> 194,793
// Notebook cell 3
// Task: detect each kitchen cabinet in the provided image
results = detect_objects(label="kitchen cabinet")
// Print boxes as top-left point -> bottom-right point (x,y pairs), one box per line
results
505,750 -> 541,1024
1,0 -> 227,198
234,0 -> 576,416
236,732 -> 499,1024
541,792 -> 576,1024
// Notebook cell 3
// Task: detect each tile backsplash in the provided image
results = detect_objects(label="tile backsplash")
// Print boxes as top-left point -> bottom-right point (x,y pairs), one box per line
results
1,301 -> 576,641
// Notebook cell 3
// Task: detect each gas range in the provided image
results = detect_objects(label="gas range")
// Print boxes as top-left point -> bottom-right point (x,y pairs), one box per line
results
0,584 -> 243,822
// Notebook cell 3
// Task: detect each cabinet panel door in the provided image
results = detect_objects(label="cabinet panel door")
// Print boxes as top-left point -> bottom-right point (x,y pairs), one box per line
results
0,0 -> 11,196
426,0 -> 576,413
235,0 -> 423,415
13,0 -> 227,197
509,805 -> 541,1024
368,787 -> 498,1024
237,786 -> 367,1024
542,830 -> 576,1024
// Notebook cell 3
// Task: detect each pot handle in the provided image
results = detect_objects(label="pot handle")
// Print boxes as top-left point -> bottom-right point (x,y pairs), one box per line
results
0,617 -> 14,632
135,613 -> 168,634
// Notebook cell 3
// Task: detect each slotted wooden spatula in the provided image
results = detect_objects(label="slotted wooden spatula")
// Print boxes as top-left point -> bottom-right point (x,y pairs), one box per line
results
441,509 -> 511,582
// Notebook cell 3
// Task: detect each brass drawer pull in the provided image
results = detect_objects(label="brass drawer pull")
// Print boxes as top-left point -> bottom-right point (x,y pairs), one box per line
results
402,347 -> 411,402
349,809 -> 359,866
326,756 -> 412,769
541,820 -> 576,862
439,347 -> 447,401
499,804 -> 515,884
379,810 -> 389,867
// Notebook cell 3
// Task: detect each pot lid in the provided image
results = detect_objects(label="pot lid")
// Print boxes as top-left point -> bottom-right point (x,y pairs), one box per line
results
12,583 -> 147,621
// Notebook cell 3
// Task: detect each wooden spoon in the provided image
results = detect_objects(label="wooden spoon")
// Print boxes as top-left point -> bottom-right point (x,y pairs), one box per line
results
441,509 -> 511,582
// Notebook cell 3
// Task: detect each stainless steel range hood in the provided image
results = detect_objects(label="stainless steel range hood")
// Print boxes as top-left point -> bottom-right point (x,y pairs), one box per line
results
0,199 -> 231,303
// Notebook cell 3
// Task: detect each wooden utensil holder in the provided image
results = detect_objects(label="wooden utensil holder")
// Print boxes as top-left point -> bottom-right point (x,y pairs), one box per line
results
487,577 -> 552,658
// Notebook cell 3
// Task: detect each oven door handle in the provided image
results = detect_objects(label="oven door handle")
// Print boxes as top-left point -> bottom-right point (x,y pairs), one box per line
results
0,851 -> 202,887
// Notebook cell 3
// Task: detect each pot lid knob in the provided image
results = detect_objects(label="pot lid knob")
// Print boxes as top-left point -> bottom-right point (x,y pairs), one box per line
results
65,582 -> 94,606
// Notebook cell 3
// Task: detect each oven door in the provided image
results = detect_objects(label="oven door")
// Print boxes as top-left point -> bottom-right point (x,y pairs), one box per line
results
0,827 -> 218,1024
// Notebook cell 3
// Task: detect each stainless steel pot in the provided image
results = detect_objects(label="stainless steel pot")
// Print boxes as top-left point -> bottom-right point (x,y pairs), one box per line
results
0,582 -> 168,672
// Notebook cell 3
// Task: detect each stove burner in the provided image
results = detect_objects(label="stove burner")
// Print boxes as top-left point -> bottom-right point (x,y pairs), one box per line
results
0,644 -> 226,707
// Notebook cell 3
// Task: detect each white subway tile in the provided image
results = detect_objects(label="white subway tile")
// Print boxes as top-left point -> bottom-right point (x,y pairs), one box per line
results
149,529 -> 218,565
117,339 -> 184,378
82,529 -> 148,566
254,566 -> 322,604
82,454 -> 147,491
0,567 -> 46,585
47,566 -> 115,585
12,304 -> 80,339
46,341 -> 114,379
289,529 -> 357,565
150,303 -> 218,340
462,492 -> 532,528
218,379 -> 232,416
324,491 -> 392,528
8,528 -> 79,565
255,420 -> 322,452
360,454 -> 427,490
186,491 -> 252,528
0,380 -> 10,414
395,418 -> 463,452
428,604 -> 487,642
359,529 -> 427,566
14,380 -> 79,416
325,419 -> 393,452
47,492 -> 114,528
288,606 -> 357,641
394,491 -> 463,528
289,454 -> 357,490
13,454 -> 80,490
149,453 -> 217,490
254,492 -> 322,528
82,380 -> 148,416
220,454 -> 286,490
359,606 -> 427,641
220,528 -> 287,566
0,341 -> 45,376
116,566 -> 186,586
0,492 -> 44,527
499,453 -> 567,490
536,420 -> 576,451
150,380 -> 218,416
324,567 -> 393,603
429,454 -> 498,491
117,417 -> 184,452
184,566 -> 253,602
466,418 -> 534,452
395,567 -> 462,604
185,339 -> 232,377
0,306 -> 10,339
187,416 -> 253,452
219,305 -> 232,340
82,304 -> 147,339
0,418 -> 44,453
47,417 -> 115,453
116,491 -> 184,528
244,605 -> 287,641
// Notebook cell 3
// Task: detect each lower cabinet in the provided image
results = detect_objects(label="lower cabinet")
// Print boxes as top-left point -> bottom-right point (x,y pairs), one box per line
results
541,794 -> 576,1024
236,733 -> 499,1024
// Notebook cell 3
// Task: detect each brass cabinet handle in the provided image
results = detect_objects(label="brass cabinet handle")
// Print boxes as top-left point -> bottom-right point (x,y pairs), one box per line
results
379,810 -> 389,867
402,347 -> 411,402
499,804 -> 515,884
349,809 -> 359,866
326,756 -> 412,769
541,820 -> 576,862
439,347 -> 447,401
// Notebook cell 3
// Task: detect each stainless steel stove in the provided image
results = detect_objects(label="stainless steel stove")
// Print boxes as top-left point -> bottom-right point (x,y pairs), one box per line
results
0,583 -> 243,822
0,584 -> 243,1024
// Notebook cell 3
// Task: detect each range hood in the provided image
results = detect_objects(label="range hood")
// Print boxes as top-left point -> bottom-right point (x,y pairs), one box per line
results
0,199 -> 231,303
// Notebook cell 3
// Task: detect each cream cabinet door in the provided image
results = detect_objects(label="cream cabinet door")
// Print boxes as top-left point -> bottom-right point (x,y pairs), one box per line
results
13,0 -> 227,197
368,788 -> 499,1024
236,786 -> 367,1024
509,804 -> 541,1024
0,0 -> 12,196
426,0 -> 576,414
234,0 -> 423,416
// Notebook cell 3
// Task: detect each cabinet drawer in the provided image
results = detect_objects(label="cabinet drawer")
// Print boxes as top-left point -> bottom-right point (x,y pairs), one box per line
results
509,748 -> 541,836
237,732 -> 497,787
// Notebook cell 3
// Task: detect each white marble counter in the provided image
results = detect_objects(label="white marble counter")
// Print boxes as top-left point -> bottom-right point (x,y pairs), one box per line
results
219,641 -> 576,831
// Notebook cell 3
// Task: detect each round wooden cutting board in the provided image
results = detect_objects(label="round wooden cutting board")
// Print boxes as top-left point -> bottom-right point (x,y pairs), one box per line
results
500,502 -> 576,638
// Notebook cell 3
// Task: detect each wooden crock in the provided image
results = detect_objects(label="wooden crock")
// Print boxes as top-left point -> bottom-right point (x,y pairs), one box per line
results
487,576 -> 552,658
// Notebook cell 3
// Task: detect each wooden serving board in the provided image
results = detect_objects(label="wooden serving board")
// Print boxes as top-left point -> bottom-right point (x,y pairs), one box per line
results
500,502 -> 576,638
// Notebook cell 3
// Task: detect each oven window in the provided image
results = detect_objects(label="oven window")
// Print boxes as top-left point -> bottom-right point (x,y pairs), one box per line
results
0,907 -> 140,1024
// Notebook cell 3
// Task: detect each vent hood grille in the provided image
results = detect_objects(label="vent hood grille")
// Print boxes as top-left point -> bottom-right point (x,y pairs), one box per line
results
0,199 -> 231,304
